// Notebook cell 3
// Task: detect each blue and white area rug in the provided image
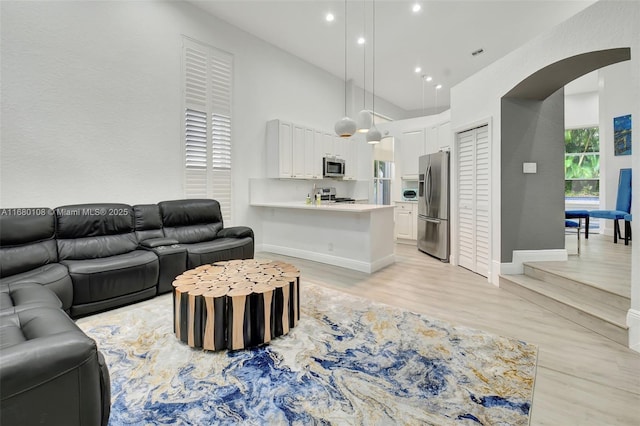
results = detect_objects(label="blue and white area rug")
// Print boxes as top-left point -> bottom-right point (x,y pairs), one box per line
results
77,281 -> 537,425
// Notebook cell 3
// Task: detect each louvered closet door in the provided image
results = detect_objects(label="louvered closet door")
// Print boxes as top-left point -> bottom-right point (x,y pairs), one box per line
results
457,125 -> 490,277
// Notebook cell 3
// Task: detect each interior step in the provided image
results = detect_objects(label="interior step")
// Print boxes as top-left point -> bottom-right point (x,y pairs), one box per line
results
499,273 -> 628,346
524,263 -> 630,311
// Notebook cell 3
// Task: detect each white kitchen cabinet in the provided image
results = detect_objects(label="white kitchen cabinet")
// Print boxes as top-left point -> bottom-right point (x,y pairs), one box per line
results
267,119 -> 360,180
292,124 -> 306,178
304,128 -> 321,179
333,136 -> 346,159
266,119 -> 293,178
398,130 -> 425,178
395,201 -> 418,241
438,121 -> 452,150
267,120 -> 324,179
322,132 -> 334,158
426,125 -> 439,154
343,138 -> 357,180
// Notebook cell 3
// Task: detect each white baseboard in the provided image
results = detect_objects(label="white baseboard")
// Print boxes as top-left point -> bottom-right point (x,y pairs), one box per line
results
627,309 -> 640,353
257,244 -> 395,274
500,249 -> 568,275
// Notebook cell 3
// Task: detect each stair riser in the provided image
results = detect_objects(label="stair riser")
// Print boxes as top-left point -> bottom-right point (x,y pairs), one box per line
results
500,277 -> 628,346
523,265 -> 630,311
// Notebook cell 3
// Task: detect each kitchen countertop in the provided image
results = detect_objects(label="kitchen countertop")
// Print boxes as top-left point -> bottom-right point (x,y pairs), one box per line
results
251,201 -> 394,213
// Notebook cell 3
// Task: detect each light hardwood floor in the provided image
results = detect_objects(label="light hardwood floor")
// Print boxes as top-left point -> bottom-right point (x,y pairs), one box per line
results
259,243 -> 640,425
531,233 -> 631,298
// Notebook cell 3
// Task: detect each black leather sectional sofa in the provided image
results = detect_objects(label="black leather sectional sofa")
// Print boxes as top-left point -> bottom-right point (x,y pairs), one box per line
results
0,199 -> 254,426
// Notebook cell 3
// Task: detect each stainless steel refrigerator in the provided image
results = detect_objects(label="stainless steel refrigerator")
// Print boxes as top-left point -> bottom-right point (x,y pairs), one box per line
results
417,151 -> 450,261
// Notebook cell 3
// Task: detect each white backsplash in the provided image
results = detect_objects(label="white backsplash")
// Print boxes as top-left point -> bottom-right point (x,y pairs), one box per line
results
249,178 -> 370,203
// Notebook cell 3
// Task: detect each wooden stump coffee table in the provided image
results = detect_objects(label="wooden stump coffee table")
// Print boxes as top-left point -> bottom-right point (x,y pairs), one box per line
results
172,259 -> 300,351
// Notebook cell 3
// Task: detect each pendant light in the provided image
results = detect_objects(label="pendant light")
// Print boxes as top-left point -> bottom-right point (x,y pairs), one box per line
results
366,0 -> 381,144
356,0 -> 372,133
335,0 -> 357,138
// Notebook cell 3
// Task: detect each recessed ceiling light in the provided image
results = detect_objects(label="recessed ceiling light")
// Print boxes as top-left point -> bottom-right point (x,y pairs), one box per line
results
326,13 -> 335,22
357,36 -> 366,45
414,66 -> 422,73
424,75 -> 432,82
435,84 -> 442,90
412,3 -> 421,13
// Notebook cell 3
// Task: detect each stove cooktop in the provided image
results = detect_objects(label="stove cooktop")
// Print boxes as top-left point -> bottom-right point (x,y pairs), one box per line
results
332,197 -> 356,204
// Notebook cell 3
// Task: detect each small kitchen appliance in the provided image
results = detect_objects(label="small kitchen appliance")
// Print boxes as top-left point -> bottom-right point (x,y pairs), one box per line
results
402,189 -> 418,201
323,157 -> 346,178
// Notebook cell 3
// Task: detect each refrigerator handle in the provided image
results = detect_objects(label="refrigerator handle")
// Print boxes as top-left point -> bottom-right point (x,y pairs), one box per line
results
426,165 -> 432,207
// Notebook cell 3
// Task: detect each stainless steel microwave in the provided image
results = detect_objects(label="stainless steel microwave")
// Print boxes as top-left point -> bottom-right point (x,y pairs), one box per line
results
323,157 -> 345,178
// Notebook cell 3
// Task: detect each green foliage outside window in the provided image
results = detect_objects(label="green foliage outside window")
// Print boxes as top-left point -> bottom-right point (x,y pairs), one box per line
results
565,127 -> 600,197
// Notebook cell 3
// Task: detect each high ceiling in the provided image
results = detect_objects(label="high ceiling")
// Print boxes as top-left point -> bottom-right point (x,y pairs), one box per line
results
188,0 -> 596,115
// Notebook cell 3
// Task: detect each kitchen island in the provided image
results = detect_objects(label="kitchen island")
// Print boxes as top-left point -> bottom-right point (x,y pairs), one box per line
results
251,202 -> 395,273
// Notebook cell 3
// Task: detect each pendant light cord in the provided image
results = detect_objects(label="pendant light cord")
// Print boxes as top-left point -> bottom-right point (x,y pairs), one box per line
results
344,0 -> 348,117
363,0 -> 366,110
371,0 -> 375,120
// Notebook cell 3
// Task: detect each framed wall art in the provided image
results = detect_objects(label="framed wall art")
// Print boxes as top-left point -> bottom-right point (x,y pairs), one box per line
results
613,114 -> 631,156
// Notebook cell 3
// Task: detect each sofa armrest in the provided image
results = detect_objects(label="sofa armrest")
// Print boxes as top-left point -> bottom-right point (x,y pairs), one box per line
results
0,331 -> 98,398
217,226 -> 254,239
139,237 -> 180,248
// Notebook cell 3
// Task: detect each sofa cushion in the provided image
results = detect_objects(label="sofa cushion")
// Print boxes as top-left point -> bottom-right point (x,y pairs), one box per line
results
1,239 -> 58,277
0,263 -> 73,311
163,223 -> 223,244
0,208 -> 54,246
0,209 -> 58,276
56,204 -> 134,238
62,250 -> 158,305
159,199 -> 224,244
55,204 -> 138,260
184,237 -> 254,268
0,282 -> 62,314
133,204 -> 165,241
58,234 -> 139,260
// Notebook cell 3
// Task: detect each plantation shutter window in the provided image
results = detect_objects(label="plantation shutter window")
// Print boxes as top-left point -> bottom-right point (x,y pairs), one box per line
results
183,37 -> 233,224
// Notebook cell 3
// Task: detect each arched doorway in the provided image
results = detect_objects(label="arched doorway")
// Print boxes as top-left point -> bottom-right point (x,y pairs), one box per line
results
500,48 -> 631,261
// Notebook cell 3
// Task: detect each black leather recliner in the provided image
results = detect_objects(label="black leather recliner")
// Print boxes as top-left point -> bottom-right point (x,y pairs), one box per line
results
133,204 -> 187,294
0,281 -> 62,314
0,307 -> 111,426
0,209 -> 73,311
55,204 -> 159,317
158,199 -> 254,268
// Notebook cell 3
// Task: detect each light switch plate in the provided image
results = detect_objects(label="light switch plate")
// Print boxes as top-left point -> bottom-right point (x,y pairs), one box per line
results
523,162 -> 537,174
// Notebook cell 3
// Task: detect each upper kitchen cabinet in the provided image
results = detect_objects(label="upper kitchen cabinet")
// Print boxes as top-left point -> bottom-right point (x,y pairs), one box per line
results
267,119 -> 326,179
438,121 -> 452,151
426,125 -> 438,154
305,128 -> 322,179
267,119 -> 362,180
343,138 -> 358,180
425,121 -> 451,154
266,119 -> 293,178
292,124 -> 306,178
398,129 -> 425,178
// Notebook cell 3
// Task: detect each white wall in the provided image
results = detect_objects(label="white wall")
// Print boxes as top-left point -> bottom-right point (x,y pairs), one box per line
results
0,0 -> 384,244
450,0 -> 640,350
565,92 -> 599,128
598,61 -> 634,232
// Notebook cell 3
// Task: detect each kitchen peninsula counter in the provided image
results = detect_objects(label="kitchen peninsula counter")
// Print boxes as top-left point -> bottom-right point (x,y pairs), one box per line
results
251,201 -> 394,213
251,202 -> 395,273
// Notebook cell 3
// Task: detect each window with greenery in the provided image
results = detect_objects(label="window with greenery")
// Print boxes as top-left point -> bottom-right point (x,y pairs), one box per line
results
373,160 -> 394,205
565,127 -> 599,197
